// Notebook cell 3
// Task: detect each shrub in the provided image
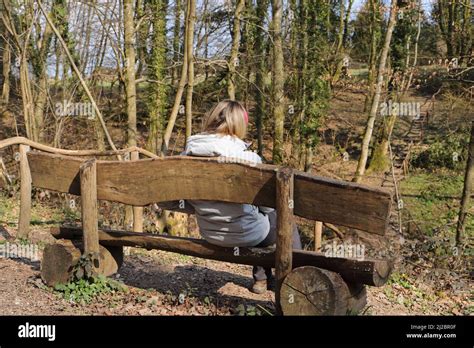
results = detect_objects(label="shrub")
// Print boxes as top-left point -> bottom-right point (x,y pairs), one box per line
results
411,133 -> 468,170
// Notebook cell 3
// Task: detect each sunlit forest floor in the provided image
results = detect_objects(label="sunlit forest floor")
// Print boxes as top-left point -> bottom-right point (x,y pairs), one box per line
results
0,233 -> 470,315
0,77 -> 472,315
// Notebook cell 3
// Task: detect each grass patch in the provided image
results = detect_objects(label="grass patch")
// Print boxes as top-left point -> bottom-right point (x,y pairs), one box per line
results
0,191 -> 80,226
349,68 -> 368,78
400,170 -> 472,238
400,170 -> 473,266
401,171 -> 463,197
0,196 -> 16,223
388,272 -> 413,289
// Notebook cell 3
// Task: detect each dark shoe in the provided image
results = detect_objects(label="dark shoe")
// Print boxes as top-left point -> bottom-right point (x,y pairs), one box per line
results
250,280 -> 267,294
266,276 -> 276,291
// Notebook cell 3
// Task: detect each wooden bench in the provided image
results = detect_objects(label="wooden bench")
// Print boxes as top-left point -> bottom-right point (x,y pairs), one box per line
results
19,148 -> 393,315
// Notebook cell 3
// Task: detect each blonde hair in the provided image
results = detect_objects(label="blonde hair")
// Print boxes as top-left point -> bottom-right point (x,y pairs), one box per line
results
202,100 -> 247,139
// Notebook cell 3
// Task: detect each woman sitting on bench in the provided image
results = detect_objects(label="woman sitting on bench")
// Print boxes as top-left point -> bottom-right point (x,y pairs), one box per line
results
179,100 -> 302,294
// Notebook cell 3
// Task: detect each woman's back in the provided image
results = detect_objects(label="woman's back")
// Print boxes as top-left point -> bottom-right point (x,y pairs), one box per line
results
184,133 -> 270,247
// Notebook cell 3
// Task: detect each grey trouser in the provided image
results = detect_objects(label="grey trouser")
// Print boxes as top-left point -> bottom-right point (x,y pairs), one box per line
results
252,210 -> 302,281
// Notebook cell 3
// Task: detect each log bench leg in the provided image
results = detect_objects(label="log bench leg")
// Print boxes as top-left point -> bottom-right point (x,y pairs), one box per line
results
278,266 -> 367,315
131,150 -> 143,232
275,167 -> 294,315
346,282 -> 368,314
41,239 -> 123,287
80,159 -> 100,271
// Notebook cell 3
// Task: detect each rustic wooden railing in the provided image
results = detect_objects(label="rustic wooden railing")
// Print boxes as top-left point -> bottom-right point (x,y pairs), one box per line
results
0,137 -> 157,236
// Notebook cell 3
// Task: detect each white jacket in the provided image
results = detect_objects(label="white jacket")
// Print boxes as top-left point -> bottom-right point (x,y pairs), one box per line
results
184,134 -> 271,247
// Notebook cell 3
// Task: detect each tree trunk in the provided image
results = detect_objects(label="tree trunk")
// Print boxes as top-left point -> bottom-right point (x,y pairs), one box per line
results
162,0 -> 190,153
94,117 -> 106,151
51,0 -> 80,77
447,0 -> 457,59
271,0 -> 285,164
123,0 -> 138,229
20,56 -> 37,140
368,113 -> 397,173
203,0 -> 210,79
434,0 -> 470,60
242,0 -> 253,107
79,3 -> 93,75
147,0 -> 168,155
33,74 -> 48,142
342,0 -> 353,47
304,145 -> 313,172
33,11 -> 54,143
364,0 -> 380,112
456,121 -> 474,246
254,0 -> 268,156
406,6 -> 422,91
54,38 -> 61,83
227,0 -> 245,100
330,0 -> 346,86
1,33 -> 10,104
459,0 -> 472,64
172,0 -> 182,85
185,0 -> 196,141
124,0 -> 137,148
353,0 -> 398,183
135,0 -> 149,78
292,0 -> 308,169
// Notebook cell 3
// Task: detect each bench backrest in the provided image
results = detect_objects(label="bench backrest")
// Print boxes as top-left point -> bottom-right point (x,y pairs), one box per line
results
27,151 -> 392,235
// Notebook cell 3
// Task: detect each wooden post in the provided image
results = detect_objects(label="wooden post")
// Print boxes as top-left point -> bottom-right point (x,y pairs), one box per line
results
80,159 -> 100,269
275,167 -> 294,315
131,150 -> 143,232
18,145 -> 31,239
314,221 -> 323,251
